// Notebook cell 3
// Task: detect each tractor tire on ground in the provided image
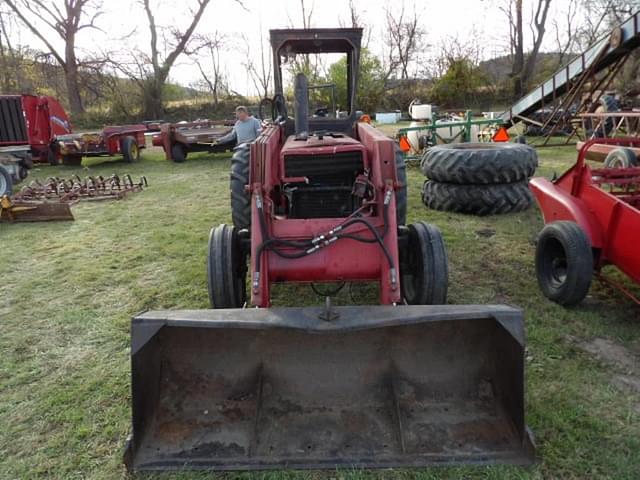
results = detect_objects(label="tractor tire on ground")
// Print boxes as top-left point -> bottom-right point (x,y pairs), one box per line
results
171,142 -> 187,163
0,165 -> 12,197
421,143 -> 538,184
604,147 -> 638,168
400,221 -> 448,305
230,143 -> 251,230
121,136 -> 140,163
61,154 -> 82,166
47,148 -> 59,166
422,180 -> 533,215
535,221 -> 593,306
207,224 -> 248,308
394,144 -> 407,226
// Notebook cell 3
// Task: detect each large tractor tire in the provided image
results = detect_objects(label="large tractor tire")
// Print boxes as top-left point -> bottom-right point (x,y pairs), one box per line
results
230,143 -> 251,230
604,147 -> 638,168
421,143 -> 538,184
399,221 -> 448,305
535,221 -> 593,306
207,224 -> 248,308
0,165 -> 12,197
171,142 -> 187,163
422,180 -> 533,216
394,144 -> 407,226
121,136 -> 140,163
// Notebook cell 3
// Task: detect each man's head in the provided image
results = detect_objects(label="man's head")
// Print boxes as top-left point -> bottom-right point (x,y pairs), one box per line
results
235,106 -> 249,121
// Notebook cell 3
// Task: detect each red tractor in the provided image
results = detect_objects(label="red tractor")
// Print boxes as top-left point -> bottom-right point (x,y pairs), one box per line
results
125,29 -> 534,471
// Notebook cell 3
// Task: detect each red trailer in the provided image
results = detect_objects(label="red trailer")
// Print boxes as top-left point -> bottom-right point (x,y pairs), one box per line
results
55,124 -> 147,166
530,138 -> 640,305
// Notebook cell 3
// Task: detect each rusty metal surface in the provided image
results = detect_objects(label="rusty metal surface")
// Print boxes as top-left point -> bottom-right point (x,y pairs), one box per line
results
14,174 -> 148,203
125,305 -> 535,471
0,195 -> 73,222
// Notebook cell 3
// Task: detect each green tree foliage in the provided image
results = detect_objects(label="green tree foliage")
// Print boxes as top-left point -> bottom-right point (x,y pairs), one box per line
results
323,49 -> 385,114
430,58 -> 490,109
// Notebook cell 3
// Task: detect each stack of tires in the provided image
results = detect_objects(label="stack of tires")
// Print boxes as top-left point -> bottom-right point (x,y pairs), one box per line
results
421,143 -> 538,216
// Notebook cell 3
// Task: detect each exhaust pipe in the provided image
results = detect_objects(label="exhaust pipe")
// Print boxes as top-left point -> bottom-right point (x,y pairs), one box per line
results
294,73 -> 309,139
124,304 -> 535,471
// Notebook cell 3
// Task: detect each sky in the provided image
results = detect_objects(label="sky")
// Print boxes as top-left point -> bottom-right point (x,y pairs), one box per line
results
8,0 -> 581,96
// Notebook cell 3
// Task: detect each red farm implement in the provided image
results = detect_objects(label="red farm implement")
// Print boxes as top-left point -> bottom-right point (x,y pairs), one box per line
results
531,138 -> 640,305
151,119 -> 235,162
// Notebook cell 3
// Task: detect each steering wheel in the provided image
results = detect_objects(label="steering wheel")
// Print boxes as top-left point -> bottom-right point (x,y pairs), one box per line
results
272,93 -> 288,122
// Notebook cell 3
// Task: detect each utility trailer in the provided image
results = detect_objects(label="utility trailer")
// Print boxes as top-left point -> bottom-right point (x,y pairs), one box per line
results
531,138 -> 640,305
151,119 -> 236,162
55,124 -> 148,166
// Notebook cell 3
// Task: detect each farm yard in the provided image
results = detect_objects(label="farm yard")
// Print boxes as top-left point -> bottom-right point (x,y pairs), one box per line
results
2,0 -> 640,478
1,143 -> 639,479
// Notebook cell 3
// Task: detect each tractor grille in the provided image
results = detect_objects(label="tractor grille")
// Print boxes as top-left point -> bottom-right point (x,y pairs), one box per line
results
0,97 -> 28,144
289,186 -> 356,218
284,150 -> 364,219
284,151 -> 363,178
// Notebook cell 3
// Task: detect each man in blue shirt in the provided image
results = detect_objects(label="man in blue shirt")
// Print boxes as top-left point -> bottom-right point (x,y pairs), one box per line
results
217,106 -> 262,145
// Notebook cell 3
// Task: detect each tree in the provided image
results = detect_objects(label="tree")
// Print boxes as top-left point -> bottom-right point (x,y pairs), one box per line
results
383,1 -> 426,80
325,48 -> 385,114
5,0 -> 103,115
242,26 -> 272,98
140,0 -> 212,118
188,32 -> 227,106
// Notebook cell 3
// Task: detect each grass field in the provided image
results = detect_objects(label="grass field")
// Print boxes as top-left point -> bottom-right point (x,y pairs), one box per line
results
1,142 -> 639,480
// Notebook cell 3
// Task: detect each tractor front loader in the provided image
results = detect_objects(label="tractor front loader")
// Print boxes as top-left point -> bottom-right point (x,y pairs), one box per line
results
125,28 -> 535,471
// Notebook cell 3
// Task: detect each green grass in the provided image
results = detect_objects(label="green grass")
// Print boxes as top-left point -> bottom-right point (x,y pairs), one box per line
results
1,145 -> 639,479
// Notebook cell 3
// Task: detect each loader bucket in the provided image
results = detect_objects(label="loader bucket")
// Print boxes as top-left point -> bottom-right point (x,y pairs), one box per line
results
124,305 -> 535,471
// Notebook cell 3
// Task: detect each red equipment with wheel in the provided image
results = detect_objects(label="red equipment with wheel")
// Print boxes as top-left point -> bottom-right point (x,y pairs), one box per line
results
531,138 -> 640,305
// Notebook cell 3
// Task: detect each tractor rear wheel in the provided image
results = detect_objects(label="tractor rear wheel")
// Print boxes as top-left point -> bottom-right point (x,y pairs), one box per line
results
171,142 -> 187,163
604,147 -> 638,168
230,143 -> 251,230
207,224 -> 249,308
400,221 -> 448,305
394,144 -> 407,226
121,136 -> 140,163
0,165 -> 12,197
535,221 -> 593,306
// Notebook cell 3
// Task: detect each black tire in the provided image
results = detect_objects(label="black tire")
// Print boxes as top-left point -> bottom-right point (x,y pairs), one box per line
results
394,144 -> 407,226
422,180 -> 533,216
171,142 -> 187,163
0,165 -> 12,197
535,221 -> 593,306
421,143 -> 538,184
61,154 -> 82,166
207,224 -> 248,308
121,136 -> 140,163
230,143 -> 251,230
47,148 -> 59,166
604,147 -> 638,168
399,221 -> 448,305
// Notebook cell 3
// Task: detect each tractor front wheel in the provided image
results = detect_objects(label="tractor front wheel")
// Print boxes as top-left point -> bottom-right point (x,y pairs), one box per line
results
535,221 -> 593,306
399,221 -> 448,305
207,224 -> 249,308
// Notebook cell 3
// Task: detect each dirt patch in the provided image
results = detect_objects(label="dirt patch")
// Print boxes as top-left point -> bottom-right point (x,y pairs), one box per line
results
567,335 -> 640,401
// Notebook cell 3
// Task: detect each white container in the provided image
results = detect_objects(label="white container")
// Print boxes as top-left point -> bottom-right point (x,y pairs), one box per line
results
409,103 -> 432,121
